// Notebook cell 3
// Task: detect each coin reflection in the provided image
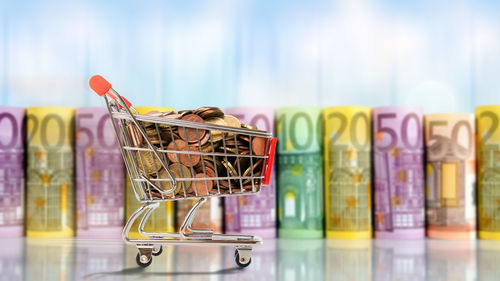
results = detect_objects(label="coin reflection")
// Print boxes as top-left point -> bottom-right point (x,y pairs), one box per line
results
374,239 -> 425,281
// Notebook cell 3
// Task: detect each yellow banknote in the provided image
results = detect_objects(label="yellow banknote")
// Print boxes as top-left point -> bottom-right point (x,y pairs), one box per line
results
476,106 -> 500,240
324,106 -> 372,239
26,107 -> 75,238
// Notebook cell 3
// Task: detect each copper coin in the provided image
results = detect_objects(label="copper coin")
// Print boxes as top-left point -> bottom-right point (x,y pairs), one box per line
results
195,160 -> 216,174
178,114 -> 206,143
252,137 -> 267,156
178,109 -> 193,116
193,173 -> 213,196
239,136 -> 251,142
127,123 -> 143,147
225,140 -> 245,147
167,139 -> 201,167
195,107 -> 224,119
219,180 -> 230,188
193,131 -> 210,147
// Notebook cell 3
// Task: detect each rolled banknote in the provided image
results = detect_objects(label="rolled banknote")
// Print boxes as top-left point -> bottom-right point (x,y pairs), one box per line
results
476,106 -> 500,240
324,106 -> 372,239
277,107 -> 323,238
75,107 -> 124,238
0,107 -> 25,237
224,107 -> 276,238
373,106 -> 425,239
125,106 -> 176,238
26,107 -> 75,238
424,113 -> 476,240
176,198 -> 223,233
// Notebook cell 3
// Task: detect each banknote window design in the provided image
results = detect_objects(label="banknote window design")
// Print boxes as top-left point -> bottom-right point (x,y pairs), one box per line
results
440,162 -> 459,208
0,142 -> 23,227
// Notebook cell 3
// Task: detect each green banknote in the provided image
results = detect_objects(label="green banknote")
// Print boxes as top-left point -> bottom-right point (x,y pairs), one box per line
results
277,107 -> 323,238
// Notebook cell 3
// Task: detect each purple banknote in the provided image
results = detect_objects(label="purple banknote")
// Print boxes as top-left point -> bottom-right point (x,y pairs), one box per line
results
0,107 -> 25,237
373,106 -> 425,239
76,107 -> 124,238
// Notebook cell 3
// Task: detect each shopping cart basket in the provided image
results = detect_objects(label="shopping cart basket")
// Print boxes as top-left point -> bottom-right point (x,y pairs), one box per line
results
89,75 -> 277,268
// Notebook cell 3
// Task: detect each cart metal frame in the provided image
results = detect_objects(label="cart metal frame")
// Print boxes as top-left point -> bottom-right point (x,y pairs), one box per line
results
89,75 -> 276,268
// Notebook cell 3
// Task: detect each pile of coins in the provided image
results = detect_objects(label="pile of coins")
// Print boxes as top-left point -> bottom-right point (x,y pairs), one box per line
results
127,107 -> 269,199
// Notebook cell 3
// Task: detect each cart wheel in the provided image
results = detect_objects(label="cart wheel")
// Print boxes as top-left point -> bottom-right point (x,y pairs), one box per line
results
136,252 -> 152,268
234,249 -> 251,268
152,245 -> 163,256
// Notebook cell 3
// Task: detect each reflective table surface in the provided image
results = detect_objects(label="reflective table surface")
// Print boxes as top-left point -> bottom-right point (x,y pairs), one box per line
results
2,237 -> 499,280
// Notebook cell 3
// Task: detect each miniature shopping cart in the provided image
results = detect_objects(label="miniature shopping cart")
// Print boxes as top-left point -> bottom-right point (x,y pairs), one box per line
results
89,75 -> 276,268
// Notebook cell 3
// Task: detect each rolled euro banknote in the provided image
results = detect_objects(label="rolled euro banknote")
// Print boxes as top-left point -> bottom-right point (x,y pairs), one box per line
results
26,107 -> 75,238
76,107 -> 124,237
424,113 -> 476,240
277,107 -> 323,238
476,106 -> 500,240
373,106 -> 425,239
0,107 -> 25,237
125,106 -> 176,237
324,106 -> 372,239
224,107 -> 276,238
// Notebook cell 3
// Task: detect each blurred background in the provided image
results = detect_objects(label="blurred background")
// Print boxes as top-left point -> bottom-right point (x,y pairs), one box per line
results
1,0 -> 500,111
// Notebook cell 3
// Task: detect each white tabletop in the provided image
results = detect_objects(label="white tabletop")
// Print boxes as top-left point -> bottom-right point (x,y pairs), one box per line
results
0,237 -> 496,280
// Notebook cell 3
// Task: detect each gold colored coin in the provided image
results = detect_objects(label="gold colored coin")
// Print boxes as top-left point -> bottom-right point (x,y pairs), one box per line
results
157,164 -> 193,196
222,159 -> 238,177
205,117 -> 226,142
224,115 -> 241,128
137,150 -> 163,175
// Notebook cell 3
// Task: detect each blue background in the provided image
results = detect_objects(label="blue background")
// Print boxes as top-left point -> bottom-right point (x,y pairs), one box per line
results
1,0 -> 500,112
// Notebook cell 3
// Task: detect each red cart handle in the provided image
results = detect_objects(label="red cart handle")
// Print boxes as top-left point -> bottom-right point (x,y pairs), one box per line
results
89,75 -> 132,108
262,137 -> 277,185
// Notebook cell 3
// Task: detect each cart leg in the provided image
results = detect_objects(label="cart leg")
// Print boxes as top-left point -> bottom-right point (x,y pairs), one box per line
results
122,202 -> 152,243
136,202 -> 179,240
180,197 -> 214,239
138,202 -> 160,237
